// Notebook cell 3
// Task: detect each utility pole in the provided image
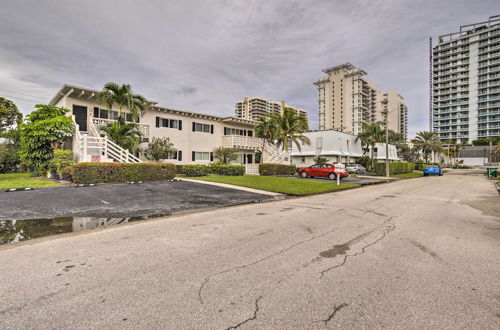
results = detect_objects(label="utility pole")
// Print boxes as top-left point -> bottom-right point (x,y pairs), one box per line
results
385,111 -> 390,178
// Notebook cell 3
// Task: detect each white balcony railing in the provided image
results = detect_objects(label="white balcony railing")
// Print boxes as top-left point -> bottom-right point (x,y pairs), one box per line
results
221,135 -> 263,150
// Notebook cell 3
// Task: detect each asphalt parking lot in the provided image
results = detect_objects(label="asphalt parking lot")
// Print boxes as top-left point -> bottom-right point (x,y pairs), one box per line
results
0,180 -> 270,221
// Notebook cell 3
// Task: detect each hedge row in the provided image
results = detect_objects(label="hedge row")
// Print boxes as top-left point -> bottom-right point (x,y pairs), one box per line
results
176,164 -> 210,177
259,163 -> 297,176
374,161 -> 415,176
67,162 -> 176,184
210,164 -> 245,176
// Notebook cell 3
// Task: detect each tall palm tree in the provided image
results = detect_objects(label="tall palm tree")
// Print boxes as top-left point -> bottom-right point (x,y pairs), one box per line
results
273,107 -> 310,151
255,116 -> 278,162
413,131 -> 442,162
96,82 -> 147,121
356,122 -> 384,170
100,117 -> 142,153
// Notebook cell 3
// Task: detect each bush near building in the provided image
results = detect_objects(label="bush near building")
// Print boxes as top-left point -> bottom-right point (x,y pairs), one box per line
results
67,162 -> 175,184
48,150 -> 76,177
374,161 -> 415,176
210,164 -> 245,176
259,163 -> 297,176
177,164 -> 210,177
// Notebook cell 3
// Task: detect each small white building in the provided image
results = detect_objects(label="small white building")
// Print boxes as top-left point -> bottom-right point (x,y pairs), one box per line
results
290,129 -> 398,167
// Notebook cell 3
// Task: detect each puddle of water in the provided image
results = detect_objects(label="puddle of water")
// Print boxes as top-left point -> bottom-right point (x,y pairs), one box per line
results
0,215 -> 165,245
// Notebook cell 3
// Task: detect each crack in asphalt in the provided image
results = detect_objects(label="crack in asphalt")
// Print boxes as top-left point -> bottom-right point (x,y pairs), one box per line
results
320,303 -> 349,325
320,217 -> 395,278
198,226 -> 340,304
224,296 -> 262,330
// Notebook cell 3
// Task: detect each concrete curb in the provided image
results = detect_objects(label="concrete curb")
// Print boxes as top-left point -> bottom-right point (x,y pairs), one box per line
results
180,178 -> 283,196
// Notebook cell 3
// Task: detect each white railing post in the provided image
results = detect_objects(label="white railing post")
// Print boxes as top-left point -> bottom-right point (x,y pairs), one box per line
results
82,135 -> 88,162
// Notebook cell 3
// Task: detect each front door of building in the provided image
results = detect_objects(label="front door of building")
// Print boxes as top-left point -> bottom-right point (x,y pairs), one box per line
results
73,105 -> 87,131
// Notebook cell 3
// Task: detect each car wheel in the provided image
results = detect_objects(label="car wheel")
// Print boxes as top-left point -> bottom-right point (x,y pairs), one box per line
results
328,173 -> 336,180
301,171 -> 308,178
439,173 -> 443,176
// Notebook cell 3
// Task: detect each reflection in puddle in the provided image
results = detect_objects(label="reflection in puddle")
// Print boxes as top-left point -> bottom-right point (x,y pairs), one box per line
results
0,215 -> 159,245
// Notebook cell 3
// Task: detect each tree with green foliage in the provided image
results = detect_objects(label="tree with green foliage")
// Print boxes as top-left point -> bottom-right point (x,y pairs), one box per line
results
144,137 -> 177,161
0,97 -> 23,133
471,137 -> 500,146
0,128 -> 21,173
356,122 -> 384,170
97,82 -> 147,121
313,155 -> 329,164
212,146 -> 238,164
19,105 -> 74,171
99,117 -> 142,153
398,144 -> 420,163
255,115 -> 279,162
273,107 -> 310,151
413,131 -> 442,163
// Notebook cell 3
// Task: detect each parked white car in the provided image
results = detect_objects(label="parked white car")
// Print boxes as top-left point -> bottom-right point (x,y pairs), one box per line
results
346,163 -> 366,174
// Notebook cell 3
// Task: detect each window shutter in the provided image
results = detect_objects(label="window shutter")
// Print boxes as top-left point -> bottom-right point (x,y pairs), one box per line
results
178,120 -> 182,130
192,151 -> 195,161
224,127 -> 227,135
192,122 -> 196,131
155,117 -> 160,128
210,152 -> 213,162
210,125 -> 214,134
178,150 -> 182,161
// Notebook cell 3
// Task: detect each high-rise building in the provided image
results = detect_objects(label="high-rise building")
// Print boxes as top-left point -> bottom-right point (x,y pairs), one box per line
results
379,90 -> 409,141
431,15 -> 500,143
314,63 -> 408,139
235,97 -> 307,121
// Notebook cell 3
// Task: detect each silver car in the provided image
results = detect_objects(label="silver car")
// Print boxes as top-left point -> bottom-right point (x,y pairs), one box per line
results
346,163 -> 366,174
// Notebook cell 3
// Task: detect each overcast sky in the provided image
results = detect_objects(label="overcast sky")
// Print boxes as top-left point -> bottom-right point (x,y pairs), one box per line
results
1,0 -> 499,138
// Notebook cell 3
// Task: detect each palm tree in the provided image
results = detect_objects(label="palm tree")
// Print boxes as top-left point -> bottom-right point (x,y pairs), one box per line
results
100,117 -> 142,153
255,116 -> 278,162
356,122 -> 384,170
273,107 -> 310,151
96,82 -> 147,121
413,131 -> 442,163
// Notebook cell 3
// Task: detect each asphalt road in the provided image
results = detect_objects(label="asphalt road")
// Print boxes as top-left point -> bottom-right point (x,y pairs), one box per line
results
0,174 -> 499,329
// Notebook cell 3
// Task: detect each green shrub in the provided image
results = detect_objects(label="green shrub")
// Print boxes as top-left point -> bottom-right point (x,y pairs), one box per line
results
60,166 -> 73,181
211,164 -> 245,176
180,164 -> 209,177
259,163 -> 297,176
68,162 -> 176,184
374,161 -> 415,176
175,164 -> 183,175
49,150 -> 76,176
357,156 -> 371,169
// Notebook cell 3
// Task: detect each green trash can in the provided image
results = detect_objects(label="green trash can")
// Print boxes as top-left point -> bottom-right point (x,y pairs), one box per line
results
486,167 -> 497,178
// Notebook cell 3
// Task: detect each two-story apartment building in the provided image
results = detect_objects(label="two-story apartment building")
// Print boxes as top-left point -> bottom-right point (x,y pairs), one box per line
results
49,85 -> 287,172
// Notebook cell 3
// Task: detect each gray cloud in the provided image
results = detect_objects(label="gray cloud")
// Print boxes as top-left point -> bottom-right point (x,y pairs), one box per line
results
0,0 -> 499,137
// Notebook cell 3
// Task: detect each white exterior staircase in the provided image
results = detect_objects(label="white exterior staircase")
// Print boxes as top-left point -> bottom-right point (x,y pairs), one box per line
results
71,116 -> 142,163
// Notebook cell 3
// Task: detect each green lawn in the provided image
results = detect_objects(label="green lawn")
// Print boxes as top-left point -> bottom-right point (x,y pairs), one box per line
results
0,173 -> 60,190
186,175 -> 359,196
391,171 -> 424,179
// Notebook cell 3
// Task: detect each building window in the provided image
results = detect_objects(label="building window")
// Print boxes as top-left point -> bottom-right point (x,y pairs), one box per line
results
224,127 -> 253,136
193,122 -> 213,133
155,116 -> 182,130
192,151 -> 212,161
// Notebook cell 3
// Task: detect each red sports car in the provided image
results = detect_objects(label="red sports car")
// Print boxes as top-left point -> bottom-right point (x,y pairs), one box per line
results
298,163 -> 349,180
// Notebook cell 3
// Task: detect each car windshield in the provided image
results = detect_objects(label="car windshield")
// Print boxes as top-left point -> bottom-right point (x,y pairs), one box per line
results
427,166 -> 439,169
